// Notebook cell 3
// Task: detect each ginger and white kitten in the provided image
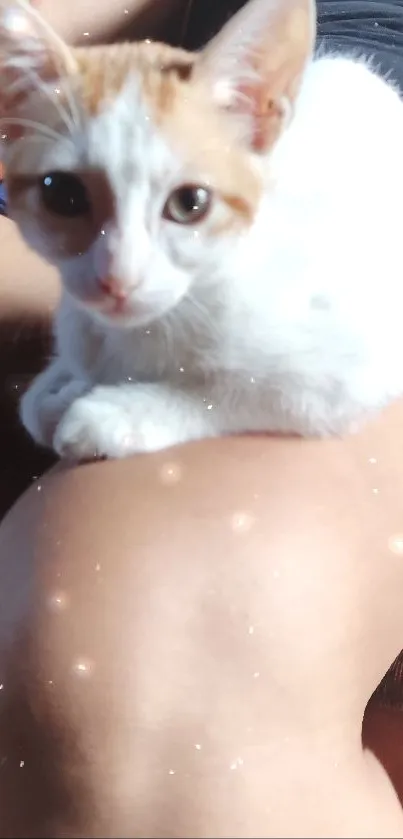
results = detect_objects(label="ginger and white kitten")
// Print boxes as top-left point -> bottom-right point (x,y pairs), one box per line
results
2,0 -> 403,459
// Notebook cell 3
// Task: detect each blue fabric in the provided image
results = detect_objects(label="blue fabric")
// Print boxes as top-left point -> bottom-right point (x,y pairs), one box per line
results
0,182 -> 7,216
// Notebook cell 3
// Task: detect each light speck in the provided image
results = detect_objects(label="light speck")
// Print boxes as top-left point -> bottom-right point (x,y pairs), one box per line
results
250,377 -> 256,384
49,591 -> 68,612
206,403 -> 213,410
145,39 -> 151,44
372,488 -> 379,495
72,658 -> 93,677
253,671 -> 260,679
273,569 -> 280,579
230,511 -> 255,533
388,535 -> 403,554
48,680 -> 54,686
179,367 -> 185,373
248,625 -> 254,635
54,87 -> 61,95
168,769 -> 176,775
230,757 -> 244,770
369,457 -> 377,465
37,484 -> 42,492
195,743 -> 202,750
19,760 -> 24,768
95,563 -> 101,572
0,684 -> 4,691
145,329 -> 151,335
124,7 -> 129,13
83,31 -> 90,37
160,461 -> 182,486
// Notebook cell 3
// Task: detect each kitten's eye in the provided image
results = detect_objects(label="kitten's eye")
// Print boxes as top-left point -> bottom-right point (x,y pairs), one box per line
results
40,171 -> 91,218
163,185 -> 212,225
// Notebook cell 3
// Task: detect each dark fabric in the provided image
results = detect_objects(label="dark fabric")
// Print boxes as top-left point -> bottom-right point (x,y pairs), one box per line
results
317,1 -> 403,86
0,182 -> 7,216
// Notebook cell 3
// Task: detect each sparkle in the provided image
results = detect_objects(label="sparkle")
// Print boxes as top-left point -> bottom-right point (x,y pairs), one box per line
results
72,658 -> 93,677
49,591 -> 68,612
19,760 -> 24,768
372,488 -> 379,495
37,484 -> 42,492
253,671 -> 260,679
160,461 -> 182,486
2,9 -> 30,35
145,329 -> 151,335
388,535 -> 403,554
369,457 -> 377,465
95,563 -> 101,572
179,367 -> 185,373
195,743 -> 202,750
124,7 -> 129,12
83,31 -> 90,37
168,769 -> 176,775
230,757 -> 244,770
0,684 -> 4,691
206,404 -> 213,410
250,377 -> 256,384
230,511 -> 255,533
54,87 -> 61,95
248,625 -> 254,635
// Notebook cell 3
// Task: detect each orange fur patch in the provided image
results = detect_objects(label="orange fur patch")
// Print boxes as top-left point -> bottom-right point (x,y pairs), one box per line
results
72,40 -> 263,232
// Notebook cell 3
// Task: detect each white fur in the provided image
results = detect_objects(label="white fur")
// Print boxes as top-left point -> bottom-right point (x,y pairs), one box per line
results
18,43 -> 403,459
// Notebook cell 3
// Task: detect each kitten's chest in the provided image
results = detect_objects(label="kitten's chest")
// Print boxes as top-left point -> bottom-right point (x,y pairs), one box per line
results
93,319 -> 219,385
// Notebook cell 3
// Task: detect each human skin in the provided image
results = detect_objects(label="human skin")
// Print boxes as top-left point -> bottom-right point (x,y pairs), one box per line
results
31,0 -> 186,45
2,411 -> 403,835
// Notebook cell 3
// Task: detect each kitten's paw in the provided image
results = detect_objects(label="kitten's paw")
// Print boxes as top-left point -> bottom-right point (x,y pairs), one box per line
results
21,372 -> 88,449
53,395 -> 142,460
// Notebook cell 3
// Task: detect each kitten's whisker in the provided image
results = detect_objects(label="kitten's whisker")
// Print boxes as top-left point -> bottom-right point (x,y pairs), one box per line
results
52,53 -> 83,132
0,115 -> 72,144
13,67 -> 76,135
0,0 -> 83,132
60,76 -> 82,133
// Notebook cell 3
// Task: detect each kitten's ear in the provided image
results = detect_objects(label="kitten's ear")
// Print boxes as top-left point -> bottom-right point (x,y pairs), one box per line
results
0,0 -> 76,137
197,0 -> 315,152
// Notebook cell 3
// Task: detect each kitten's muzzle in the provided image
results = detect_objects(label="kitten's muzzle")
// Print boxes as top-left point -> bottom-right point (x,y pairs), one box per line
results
99,276 -> 128,302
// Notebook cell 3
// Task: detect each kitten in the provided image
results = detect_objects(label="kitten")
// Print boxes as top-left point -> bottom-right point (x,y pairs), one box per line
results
2,0 -> 403,460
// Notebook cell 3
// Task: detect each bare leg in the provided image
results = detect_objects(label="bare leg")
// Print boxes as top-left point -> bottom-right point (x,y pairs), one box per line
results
1,417 -> 403,836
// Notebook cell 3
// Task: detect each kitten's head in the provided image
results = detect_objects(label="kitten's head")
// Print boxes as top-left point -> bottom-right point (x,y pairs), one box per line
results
0,0 -> 315,328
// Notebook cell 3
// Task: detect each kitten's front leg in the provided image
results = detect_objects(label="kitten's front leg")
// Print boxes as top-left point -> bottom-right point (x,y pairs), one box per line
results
53,382 -> 220,460
20,359 -> 88,450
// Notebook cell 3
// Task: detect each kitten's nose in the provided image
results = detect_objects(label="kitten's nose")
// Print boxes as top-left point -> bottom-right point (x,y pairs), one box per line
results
99,276 -> 127,301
